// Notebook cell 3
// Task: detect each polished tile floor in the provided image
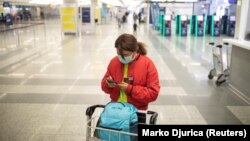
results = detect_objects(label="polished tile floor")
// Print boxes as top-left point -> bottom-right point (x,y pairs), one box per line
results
0,17 -> 250,141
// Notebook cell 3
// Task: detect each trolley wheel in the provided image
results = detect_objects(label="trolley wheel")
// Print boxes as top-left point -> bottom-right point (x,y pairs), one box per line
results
208,73 -> 213,79
208,69 -> 215,79
215,74 -> 226,86
215,80 -> 225,86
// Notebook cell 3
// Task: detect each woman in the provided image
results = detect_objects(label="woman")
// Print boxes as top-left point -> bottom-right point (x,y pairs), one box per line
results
101,33 -> 160,122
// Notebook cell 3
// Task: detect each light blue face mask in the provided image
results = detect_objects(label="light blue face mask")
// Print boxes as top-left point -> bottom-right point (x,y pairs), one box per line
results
118,55 -> 134,64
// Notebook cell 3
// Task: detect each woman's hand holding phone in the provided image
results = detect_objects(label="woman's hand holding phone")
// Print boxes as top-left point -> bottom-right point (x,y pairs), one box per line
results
106,77 -> 129,90
106,77 -> 118,88
116,81 -> 128,91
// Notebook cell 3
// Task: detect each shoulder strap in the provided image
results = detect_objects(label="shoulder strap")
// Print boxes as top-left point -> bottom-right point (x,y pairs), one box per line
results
123,64 -> 128,78
118,64 -> 129,102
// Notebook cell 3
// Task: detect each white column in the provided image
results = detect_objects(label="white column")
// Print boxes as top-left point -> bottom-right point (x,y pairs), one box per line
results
146,3 -> 150,27
234,0 -> 242,39
91,0 -> 97,30
81,0 -> 97,34
236,0 -> 249,40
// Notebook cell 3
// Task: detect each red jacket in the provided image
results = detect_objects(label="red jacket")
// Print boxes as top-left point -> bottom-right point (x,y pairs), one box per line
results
101,55 -> 160,110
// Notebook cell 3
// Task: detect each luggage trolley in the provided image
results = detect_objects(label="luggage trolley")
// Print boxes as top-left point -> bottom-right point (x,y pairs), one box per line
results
85,105 -> 158,141
208,42 -> 231,86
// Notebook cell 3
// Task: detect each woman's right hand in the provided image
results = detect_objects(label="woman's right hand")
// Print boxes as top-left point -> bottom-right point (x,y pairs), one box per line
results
106,76 -> 117,88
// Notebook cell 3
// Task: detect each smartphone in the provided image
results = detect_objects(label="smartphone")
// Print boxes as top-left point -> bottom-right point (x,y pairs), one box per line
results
106,79 -> 118,84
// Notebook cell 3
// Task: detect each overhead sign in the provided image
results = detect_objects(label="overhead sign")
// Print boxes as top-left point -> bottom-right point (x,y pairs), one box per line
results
228,0 -> 237,4
82,7 -> 91,23
61,7 -> 77,32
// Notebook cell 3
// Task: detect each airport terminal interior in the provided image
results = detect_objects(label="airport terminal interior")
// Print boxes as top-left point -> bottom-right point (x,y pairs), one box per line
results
0,0 -> 250,140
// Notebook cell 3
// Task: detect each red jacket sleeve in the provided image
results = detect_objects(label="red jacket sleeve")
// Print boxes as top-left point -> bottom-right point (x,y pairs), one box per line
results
127,60 -> 160,104
101,63 -> 113,94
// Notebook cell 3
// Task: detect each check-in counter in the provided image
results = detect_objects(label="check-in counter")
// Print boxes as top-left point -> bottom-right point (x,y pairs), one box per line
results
223,39 -> 250,101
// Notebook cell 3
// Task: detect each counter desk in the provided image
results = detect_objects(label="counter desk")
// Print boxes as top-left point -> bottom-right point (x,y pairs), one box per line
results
223,39 -> 250,101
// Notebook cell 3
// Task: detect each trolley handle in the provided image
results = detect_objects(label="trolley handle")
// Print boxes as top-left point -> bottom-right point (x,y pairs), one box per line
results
147,110 -> 158,125
216,45 -> 223,48
209,42 -> 215,46
85,104 -> 105,118
86,105 -> 158,124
